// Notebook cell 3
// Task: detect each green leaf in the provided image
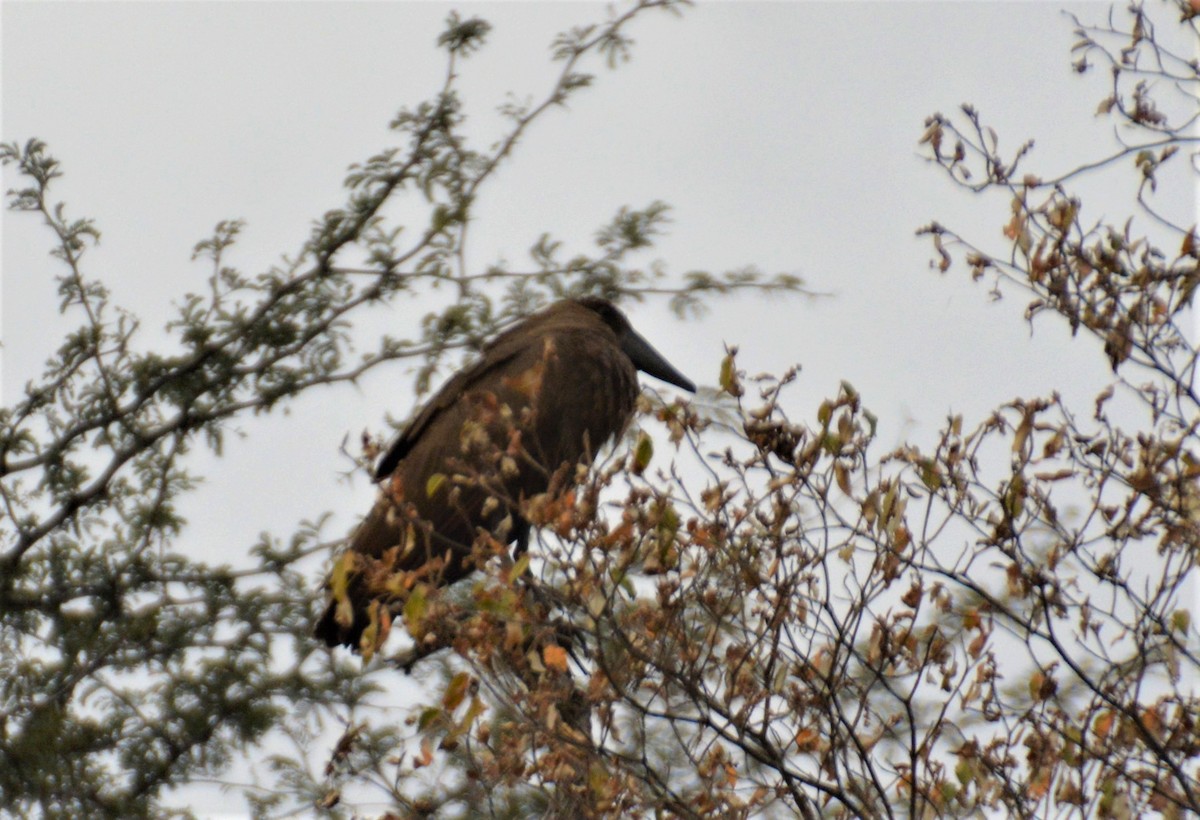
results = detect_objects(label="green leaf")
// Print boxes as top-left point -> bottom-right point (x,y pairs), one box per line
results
511,552 -> 531,581
817,401 -> 832,427
719,352 -> 742,397
404,584 -> 428,635
417,707 -> 443,732
426,472 -> 446,498
633,432 -> 654,474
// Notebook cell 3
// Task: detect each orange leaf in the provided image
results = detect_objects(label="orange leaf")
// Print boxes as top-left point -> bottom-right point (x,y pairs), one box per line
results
1028,767 -> 1053,800
543,644 -> 569,673
414,737 -> 434,769
794,727 -> 820,752
1141,707 -> 1162,738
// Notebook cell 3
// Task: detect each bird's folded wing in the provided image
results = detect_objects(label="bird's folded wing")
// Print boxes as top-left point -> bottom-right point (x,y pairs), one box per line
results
372,346 -> 524,480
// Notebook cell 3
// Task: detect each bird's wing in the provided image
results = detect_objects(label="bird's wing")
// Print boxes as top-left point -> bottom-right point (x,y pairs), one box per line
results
372,346 -> 524,480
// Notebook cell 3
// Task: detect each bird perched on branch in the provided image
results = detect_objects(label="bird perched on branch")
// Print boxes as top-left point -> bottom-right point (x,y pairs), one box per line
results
315,297 -> 695,650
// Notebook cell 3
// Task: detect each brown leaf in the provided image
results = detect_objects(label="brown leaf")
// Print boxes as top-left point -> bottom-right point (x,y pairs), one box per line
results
968,632 -> 987,659
834,461 -> 851,496
1180,227 -> 1198,259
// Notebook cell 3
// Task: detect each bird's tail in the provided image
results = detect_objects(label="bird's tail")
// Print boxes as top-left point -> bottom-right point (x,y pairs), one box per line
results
313,580 -> 371,649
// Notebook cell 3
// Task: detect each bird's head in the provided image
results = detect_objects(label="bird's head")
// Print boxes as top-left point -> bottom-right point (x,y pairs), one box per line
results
575,297 -> 696,393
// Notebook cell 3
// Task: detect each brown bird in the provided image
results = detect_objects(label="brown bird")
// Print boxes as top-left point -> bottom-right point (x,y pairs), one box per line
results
315,297 -> 695,650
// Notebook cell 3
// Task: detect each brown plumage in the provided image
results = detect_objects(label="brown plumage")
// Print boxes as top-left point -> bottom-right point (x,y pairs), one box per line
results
315,297 -> 695,649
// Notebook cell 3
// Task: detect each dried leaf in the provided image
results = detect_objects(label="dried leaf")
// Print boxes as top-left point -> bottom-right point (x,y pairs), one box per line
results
834,461 -> 851,496
414,737 -> 434,769
443,672 -> 472,711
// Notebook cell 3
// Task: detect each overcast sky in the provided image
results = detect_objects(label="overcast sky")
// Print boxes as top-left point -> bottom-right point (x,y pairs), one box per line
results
2,1 -> 1190,815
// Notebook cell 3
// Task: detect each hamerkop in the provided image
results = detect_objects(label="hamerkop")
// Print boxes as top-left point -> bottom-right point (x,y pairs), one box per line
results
315,297 -> 695,649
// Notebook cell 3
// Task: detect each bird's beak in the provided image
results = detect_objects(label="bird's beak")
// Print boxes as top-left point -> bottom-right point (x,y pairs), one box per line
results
621,330 -> 696,393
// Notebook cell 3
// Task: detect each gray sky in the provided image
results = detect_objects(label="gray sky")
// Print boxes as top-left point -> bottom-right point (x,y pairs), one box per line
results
2,1 -> 1184,815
